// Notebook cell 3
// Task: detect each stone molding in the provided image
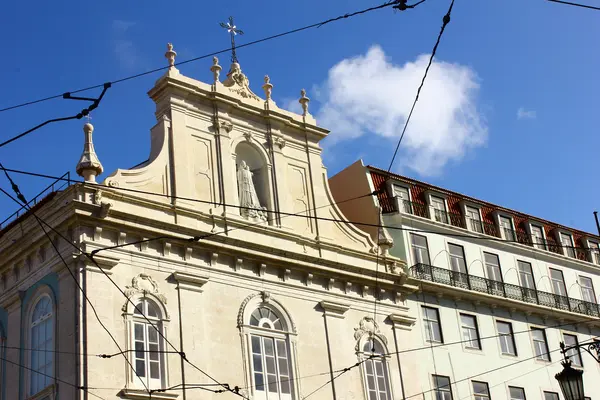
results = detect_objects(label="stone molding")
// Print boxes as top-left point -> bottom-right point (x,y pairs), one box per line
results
320,300 -> 350,319
388,313 -> 416,331
172,271 -> 209,293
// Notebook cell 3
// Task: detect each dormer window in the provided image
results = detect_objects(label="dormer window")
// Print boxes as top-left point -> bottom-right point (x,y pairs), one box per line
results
530,224 -> 546,250
430,195 -> 447,224
392,185 -> 411,214
465,206 -> 483,233
559,232 -> 575,258
587,240 -> 600,265
499,215 -> 515,241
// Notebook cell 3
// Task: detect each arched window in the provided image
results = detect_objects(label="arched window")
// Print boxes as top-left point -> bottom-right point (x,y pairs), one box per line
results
129,298 -> 166,389
247,305 -> 294,400
29,294 -> 54,396
361,338 -> 392,400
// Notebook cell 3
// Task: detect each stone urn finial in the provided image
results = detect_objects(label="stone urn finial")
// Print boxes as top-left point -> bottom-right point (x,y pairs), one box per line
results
165,43 -> 177,69
210,56 -> 222,84
262,75 -> 273,100
299,89 -> 310,116
76,122 -> 103,183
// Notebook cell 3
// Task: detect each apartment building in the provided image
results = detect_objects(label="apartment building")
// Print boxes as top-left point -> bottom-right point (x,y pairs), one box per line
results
331,160 -> 600,400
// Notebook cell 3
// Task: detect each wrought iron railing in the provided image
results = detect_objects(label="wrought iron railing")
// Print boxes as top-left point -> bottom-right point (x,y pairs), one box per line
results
0,172 -> 71,230
431,208 -> 465,229
401,200 -> 429,219
411,263 -> 600,318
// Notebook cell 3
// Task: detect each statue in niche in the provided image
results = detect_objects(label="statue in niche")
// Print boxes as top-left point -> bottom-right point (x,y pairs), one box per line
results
237,160 -> 267,221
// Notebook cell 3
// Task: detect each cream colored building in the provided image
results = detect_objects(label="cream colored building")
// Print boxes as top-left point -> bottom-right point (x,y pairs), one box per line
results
331,160 -> 600,400
0,46 -> 418,400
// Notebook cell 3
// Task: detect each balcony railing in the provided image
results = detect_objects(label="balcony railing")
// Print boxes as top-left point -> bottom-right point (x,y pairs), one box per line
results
401,200 -> 429,219
432,208 -> 465,229
411,263 -> 600,318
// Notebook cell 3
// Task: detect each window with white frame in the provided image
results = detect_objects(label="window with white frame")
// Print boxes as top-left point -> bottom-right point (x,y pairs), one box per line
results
361,338 -> 391,400
472,381 -> 490,400
430,196 -> 447,223
433,375 -> 452,400
531,328 -> 550,361
531,225 -> 546,250
465,206 -> 483,233
130,298 -> 166,389
508,387 -> 525,400
483,252 -> 503,283
517,261 -> 536,300
543,392 -> 559,400
563,333 -> 583,368
248,306 -> 294,400
422,306 -> 443,343
410,234 -> 431,265
579,276 -> 596,304
460,314 -> 481,350
393,185 -> 411,213
496,320 -> 517,356
499,216 -> 515,241
29,293 -> 54,397
560,232 -> 576,258
448,244 -> 467,274
549,268 -> 567,297
588,241 -> 600,265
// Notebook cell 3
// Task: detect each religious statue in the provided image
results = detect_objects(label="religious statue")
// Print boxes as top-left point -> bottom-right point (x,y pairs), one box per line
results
237,161 -> 267,221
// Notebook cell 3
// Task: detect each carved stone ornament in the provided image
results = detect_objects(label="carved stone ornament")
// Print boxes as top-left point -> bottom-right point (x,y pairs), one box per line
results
219,120 -> 233,133
236,292 -> 297,333
222,62 -> 261,101
210,56 -> 222,84
273,136 -> 286,149
354,316 -> 388,351
123,273 -> 167,311
243,130 -> 253,142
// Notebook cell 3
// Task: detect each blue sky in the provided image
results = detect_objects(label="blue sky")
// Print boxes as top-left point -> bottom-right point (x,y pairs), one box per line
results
0,0 -> 599,233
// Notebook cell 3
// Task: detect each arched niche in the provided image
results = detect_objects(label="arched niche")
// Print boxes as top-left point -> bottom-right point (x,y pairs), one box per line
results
233,141 -> 273,223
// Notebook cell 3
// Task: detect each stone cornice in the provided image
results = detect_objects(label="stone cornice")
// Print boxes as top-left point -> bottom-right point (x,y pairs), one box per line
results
388,313 -> 416,330
172,271 -> 209,293
320,300 -> 350,319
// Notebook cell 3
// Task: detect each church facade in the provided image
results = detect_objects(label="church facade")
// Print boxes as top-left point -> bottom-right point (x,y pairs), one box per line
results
0,45 -> 418,400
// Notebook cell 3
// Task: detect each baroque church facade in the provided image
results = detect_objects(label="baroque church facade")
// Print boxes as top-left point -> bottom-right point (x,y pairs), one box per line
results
0,44 -> 418,400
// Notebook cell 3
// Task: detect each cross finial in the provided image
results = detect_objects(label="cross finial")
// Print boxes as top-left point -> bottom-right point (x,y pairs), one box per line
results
220,16 -> 244,64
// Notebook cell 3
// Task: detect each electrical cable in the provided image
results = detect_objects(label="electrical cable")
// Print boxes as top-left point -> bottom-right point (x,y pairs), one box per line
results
0,0 -> 427,114
3,166 -> 598,254
546,0 -> 600,11
386,0 -> 454,172
0,354 -> 108,400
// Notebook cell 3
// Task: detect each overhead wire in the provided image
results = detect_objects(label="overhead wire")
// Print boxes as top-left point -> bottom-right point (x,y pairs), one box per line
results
1,165 -> 599,258
0,0 -> 426,115
546,0 -> 600,11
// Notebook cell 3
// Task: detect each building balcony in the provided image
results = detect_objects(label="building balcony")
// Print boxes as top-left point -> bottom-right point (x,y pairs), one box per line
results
410,263 -> 600,318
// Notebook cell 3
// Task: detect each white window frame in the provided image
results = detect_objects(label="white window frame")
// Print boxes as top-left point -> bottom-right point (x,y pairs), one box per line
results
123,294 -> 170,391
433,375 -> 453,400
497,214 -> 516,241
24,288 -> 56,400
531,327 -> 551,362
391,184 -> 412,214
422,306 -> 443,343
460,313 -> 481,350
359,338 -> 393,400
460,202 -> 483,234
410,233 -> 431,266
562,333 -> 583,368
508,386 -> 526,400
558,231 -> 576,258
239,296 -> 299,400
587,240 -> 600,265
496,320 -> 517,357
528,223 -> 547,250
579,275 -> 597,304
427,192 -> 448,224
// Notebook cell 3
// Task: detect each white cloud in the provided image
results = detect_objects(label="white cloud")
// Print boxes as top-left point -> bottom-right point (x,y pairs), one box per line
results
316,46 -> 487,176
281,97 -> 304,114
517,107 -> 536,120
112,19 -> 136,33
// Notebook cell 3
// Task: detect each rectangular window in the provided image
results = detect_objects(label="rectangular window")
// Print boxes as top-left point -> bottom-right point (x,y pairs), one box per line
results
364,357 -> 391,400
483,252 -> 502,282
589,241 -> 600,265
460,314 -> 481,350
433,375 -> 452,400
531,328 -> 550,361
531,225 -> 546,250
448,244 -> 467,273
500,216 -> 515,241
550,268 -> 567,297
579,276 -> 596,304
466,206 -> 483,233
496,321 -> 517,356
431,196 -> 447,223
422,306 -> 443,343
563,333 -> 583,367
560,232 -> 576,258
394,185 -> 411,214
410,234 -> 431,265
508,386 -> 525,400
518,261 -> 536,290
543,392 -> 559,400
472,381 -> 490,400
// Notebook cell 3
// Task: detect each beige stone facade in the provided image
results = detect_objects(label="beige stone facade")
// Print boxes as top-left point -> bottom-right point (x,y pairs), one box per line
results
0,47 -> 416,400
